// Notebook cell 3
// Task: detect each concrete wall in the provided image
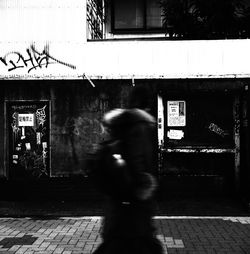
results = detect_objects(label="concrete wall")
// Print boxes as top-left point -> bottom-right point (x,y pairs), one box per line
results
49,81 -> 128,176
0,80 -> 133,178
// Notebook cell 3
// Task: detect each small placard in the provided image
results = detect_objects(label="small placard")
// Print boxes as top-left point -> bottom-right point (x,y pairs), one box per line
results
25,143 -> 31,150
18,114 -> 34,127
42,142 -> 47,149
167,129 -> 184,140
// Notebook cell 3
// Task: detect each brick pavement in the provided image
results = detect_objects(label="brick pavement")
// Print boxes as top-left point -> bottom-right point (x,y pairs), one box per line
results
0,216 -> 249,254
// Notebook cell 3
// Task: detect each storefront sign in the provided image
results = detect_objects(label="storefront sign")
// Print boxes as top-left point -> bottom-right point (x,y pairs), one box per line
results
167,101 -> 186,126
18,113 -> 34,127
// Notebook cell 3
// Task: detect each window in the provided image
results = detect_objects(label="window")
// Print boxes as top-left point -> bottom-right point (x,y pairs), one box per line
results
113,0 -> 163,32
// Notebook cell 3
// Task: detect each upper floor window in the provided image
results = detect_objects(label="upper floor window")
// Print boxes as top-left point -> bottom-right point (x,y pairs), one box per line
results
112,0 -> 163,32
87,0 -> 104,40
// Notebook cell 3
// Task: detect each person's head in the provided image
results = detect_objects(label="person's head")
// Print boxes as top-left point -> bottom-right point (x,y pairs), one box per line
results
128,86 -> 151,110
101,108 -> 125,139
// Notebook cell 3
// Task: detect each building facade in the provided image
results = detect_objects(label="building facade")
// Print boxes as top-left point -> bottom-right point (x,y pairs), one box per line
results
0,0 -> 249,202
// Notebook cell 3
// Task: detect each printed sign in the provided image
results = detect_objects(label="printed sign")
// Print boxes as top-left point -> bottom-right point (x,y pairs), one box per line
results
167,101 -> 186,126
167,129 -> 184,140
18,113 -> 34,127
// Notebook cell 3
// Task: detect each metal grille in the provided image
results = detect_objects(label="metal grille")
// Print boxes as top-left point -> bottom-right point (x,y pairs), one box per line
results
87,0 -> 105,40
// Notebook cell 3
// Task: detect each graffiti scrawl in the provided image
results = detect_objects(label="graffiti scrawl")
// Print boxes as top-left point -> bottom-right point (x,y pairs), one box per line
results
11,112 -> 19,133
208,123 -> 229,137
36,105 -> 46,126
0,44 -> 76,73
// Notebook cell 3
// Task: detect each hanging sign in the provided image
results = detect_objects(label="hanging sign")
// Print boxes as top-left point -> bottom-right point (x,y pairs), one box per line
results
18,113 -> 35,127
167,101 -> 186,126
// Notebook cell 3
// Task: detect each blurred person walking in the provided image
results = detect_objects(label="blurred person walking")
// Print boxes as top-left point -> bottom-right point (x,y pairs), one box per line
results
93,87 -> 163,254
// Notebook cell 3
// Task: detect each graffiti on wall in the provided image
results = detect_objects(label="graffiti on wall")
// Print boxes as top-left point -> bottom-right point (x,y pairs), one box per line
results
11,112 -> 19,134
208,123 -> 229,137
0,44 -> 76,73
19,150 -> 48,178
82,94 -> 109,112
62,116 -> 103,142
36,105 -> 47,126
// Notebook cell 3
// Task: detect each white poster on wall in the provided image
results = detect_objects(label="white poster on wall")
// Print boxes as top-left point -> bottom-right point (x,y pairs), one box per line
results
18,113 -> 35,127
167,101 -> 186,126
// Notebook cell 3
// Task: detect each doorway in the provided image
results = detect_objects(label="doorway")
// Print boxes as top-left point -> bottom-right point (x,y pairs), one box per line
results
6,101 -> 50,179
158,92 -> 238,195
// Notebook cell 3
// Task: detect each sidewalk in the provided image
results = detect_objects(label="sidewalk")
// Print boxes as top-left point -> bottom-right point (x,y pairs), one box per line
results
0,216 -> 250,253
0,194 -> 249,253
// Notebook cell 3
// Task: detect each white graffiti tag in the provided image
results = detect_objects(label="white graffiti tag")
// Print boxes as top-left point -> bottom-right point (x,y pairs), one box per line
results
36,106 -> 46,126
208,123 -> 229,137
11,112 -> 19,133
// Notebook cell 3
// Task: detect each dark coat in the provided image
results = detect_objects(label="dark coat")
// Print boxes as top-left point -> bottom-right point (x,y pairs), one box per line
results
100,108 -> 157,201
93,108 -> 163,254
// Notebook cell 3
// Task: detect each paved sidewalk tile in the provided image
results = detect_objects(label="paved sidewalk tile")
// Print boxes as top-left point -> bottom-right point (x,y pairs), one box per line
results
0,216 -> 249,253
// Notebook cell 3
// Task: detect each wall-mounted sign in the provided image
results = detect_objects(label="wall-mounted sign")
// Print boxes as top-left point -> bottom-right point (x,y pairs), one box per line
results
18,113 -> 35,127
167,129 -> 184,140
167,101 -> 186,126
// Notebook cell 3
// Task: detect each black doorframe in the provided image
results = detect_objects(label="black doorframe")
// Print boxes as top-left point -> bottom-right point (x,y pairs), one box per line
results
5,100 -> 51,180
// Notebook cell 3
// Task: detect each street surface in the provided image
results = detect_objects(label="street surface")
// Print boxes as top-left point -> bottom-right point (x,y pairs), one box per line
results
0,216 -> 250,254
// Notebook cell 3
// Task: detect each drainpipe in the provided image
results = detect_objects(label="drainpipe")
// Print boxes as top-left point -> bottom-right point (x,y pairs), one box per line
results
242,85 -> 250,210
157,93 -> 164,176
233,95 -> 240,193
102,0 -> 105,39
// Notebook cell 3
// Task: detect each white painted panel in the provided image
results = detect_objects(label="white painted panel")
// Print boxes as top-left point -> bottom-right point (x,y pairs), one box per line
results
1,0 -> 250,79
0,0 -> 85,43
82,39 -> 250,79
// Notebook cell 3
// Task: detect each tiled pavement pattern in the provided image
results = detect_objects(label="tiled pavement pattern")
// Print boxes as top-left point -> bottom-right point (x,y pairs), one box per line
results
0,217 -> 249,254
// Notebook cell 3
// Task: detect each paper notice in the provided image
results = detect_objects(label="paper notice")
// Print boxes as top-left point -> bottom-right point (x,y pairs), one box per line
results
18,113 -> 34,127
167,129 -> 184,140
42,142 -> 47,149
167,101 -> 186,126
25,143 -> 31,150
37,132 -> 41,145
